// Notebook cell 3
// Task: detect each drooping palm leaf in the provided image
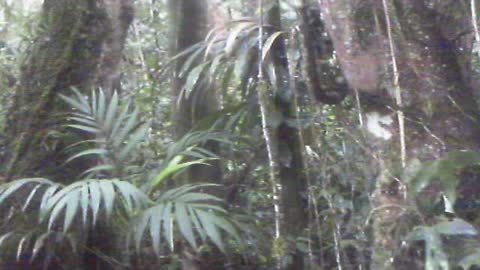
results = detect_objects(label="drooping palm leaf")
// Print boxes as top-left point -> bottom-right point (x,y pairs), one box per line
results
0,229 -> 78,265
38,179 -> 149,231
130,184 -> 241,255
162,19 -> 281,109
0,178 -> 148,232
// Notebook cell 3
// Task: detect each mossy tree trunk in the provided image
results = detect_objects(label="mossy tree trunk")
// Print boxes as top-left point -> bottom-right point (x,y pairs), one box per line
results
4,0 -> 134,183
2,1 -> 133,270
320,0 -> 480,268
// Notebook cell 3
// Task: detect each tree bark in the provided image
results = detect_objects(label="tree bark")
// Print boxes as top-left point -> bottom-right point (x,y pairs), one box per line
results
3,0 -> 133,183
97,0 -> 134,95
1,1 -> 134,269
319,0 -> 480,268
168,0 -> 222,183
264,1 -> 308,269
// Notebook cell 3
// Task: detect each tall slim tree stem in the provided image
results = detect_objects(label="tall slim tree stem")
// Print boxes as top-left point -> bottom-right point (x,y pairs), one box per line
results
257,0 -> 282,268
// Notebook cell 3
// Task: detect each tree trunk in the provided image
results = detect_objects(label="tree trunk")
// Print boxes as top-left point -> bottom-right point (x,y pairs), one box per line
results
97,0 -> 134,95
168,0 -> 222,183
264,1 -> 308,269
2,1 -> 133,269
3,0 -> 133,183
320,0 -> 480,268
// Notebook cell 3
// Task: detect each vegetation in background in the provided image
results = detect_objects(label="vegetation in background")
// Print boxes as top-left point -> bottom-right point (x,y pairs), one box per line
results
0,0 -> 479,270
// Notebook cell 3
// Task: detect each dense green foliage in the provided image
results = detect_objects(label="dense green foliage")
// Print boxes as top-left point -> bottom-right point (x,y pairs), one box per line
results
0,1 -> 480,270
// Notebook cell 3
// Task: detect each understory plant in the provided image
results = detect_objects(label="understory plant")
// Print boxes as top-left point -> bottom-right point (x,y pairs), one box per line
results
0,89 -> 240,268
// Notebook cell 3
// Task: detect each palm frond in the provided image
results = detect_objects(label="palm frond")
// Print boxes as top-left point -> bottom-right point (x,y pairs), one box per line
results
0,229 -> 77,265
164,130 -> 232,162
161,19 -> 281,107
0,177 -> 148,233
38,179 -> 149,231
0,178 -> 61,216
60,88 -> 150,178
130,184 -> 241,255
145,129 -> 233,193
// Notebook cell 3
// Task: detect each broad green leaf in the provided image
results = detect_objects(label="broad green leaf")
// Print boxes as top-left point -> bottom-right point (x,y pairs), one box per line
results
40,185 -> 62,220
225,22 -> 257,56
91,90 -> 97,118
176,192 -> 223,203
65,148 -> 108,163
63,190 -> 80,232
184,62 -> 210,98
66,124 -> 100,134
162,202 -> 174,251
118,122 -> 149,161
434,218 -> 478,235
197,209 -> 224,251
80,184 -> 89,227
16,231 -> 33,261
111,102 -> 131,137
99,181 -> 115,220
71,87 -> 91,112
150,158 -> 210,191
175,202 -> 196,249
97,89 -> 106,121
188,203 -> 228,214
261,31 -> 286,62
160,184 -> 218,201
43,181 -> 83,213
188,206 -> 206,242
22,184 -> 43,212
59,94 -> 90,114
67,117 -> 97,128
209,214 -> 241,244
82,164 -> 115,177
150,204 -> 165,255
113,180 -> 148,213
31,232 -> 50,261
157,43 -> 202,78
409,151 -> 480,199
134,211 -> 151,252
0,232 -> 14,249
0,179 -> 38,205
115,108 -> 139,147
205,35 -> 225,60
179,46 -> 205,77
104,91 -> 119,131
66,233 -> 78,254
89,180 -> 102,226
48,194 -> 70,230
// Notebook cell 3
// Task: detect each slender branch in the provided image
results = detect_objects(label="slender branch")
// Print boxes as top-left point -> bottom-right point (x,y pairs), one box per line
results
382,0 -> 406,168
257,0 -> 282,268
472,0 -> 480,58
